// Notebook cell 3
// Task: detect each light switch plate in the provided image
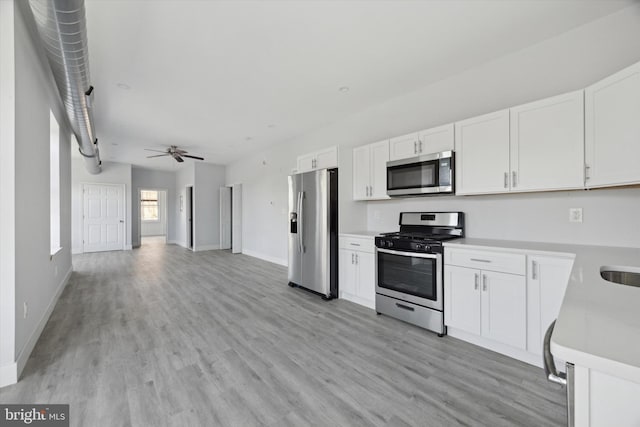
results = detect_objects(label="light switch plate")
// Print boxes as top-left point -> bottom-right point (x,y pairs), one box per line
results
569,208 -> 583,223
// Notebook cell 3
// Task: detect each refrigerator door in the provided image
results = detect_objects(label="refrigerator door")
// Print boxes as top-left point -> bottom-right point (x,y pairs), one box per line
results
288,174 -> 303,285
300,169 -> 330,296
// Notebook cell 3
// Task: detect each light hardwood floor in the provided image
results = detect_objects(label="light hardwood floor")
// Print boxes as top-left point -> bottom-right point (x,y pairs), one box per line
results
0,242 -> 567,426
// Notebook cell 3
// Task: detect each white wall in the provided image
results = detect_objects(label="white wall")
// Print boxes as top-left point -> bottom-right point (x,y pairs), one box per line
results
193,162 -> 226,251
131,167 -> 176,245
174,163 -> 194,247
71,159 -> 133,253
1,1 -> 74,387
226,4 -> 640,264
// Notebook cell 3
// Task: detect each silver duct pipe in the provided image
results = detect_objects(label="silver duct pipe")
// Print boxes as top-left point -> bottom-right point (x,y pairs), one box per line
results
28,0 -> 101,174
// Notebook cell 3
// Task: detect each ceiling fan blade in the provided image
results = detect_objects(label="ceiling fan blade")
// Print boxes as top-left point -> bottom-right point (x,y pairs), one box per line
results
144,148 -> 169,153
147,154 -> 171,158
174,148 -> 188,154
172,153 -> 184,163
182,154 -> 205,161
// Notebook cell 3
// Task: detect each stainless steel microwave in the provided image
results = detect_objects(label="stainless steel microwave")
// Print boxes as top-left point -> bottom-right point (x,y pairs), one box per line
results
386,151 -> 454,196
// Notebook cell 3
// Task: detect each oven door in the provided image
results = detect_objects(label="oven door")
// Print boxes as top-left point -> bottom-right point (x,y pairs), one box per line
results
376,248 -> 442,311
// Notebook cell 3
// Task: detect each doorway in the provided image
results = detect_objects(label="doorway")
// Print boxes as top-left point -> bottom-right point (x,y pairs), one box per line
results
186,186 -> 194,250
219,183 -> 242,253
139,189 -> 167,246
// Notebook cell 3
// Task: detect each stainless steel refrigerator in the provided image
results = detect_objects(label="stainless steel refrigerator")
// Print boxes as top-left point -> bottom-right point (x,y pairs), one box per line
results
288,168 -> 338,299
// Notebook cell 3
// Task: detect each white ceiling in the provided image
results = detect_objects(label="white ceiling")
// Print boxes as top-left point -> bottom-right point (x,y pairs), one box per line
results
84,0 -> 633,171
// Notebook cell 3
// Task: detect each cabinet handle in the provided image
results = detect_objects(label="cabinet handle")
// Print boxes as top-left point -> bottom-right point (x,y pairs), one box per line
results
585,165 -> 591,181
368,185 -> 371,197
419,140 -> 423,153
482,274 -> 487,291
350,243 -> 361,247
351,253 -> 355,264
512,171 -> 517,187
504,172 -> 509,188
532,260 -> 538,280
414,141 -> 418,154
470,258 -> 491,263
474,273 -> 479,290
355,254 -> 359,265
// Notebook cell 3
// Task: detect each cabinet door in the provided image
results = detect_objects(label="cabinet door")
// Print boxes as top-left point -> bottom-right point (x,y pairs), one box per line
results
418,123 -> 454,154
526,255 -> 573,355
352,145 -> 371,200
510,91 -> 584,192
369,140 -> 390,199
444,265 -> 481,335
356,252 -> 376,307
585,61 -> 640,188
389,132 -> 420,161
480,270 -> 526,349
314,146 -> 338,169
297,153 -> 315,173
339,249 -> 357,297
455,110 -> 510,195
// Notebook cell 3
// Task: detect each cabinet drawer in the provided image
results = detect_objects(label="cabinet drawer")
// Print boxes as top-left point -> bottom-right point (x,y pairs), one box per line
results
445,249 -> 525,275
339,236 -> 375,253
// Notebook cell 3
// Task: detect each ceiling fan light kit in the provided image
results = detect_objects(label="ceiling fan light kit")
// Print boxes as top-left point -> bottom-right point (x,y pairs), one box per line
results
144,145 -> 205,163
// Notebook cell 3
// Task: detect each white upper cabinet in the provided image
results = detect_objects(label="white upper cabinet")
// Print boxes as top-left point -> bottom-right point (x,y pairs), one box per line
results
510,91 -> 584,192
417,123 -> 454,154
585,61 -> 640,188
389,132 -> 419,161
297,146 -> 338,173
455,109 -> 510,195
352,140 -> 389,200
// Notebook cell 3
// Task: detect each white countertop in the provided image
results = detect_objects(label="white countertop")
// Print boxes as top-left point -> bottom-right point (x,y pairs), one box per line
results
445,238 -> 640,382
339,231 -> 383,238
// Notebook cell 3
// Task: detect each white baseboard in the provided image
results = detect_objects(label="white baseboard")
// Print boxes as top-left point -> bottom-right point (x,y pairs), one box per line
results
0,362 -> 17,388
242,249 -> 288,267
71,247 -> 82,255
168,240 -> 188,249
193,244 -> 220,252
339,292 -> 375,310
15,266 -> 73,381
447,327 -> 542,368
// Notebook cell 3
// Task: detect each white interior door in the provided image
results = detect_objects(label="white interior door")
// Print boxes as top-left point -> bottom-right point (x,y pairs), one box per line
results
83,184 -> 125,253
220,187 -> 231,250
231,183 -> 242,254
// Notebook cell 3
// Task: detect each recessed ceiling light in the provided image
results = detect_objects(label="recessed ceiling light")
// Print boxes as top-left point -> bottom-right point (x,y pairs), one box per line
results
267,124 -> 276,128
339,86 -> 350,93
111,143 -> 119,146
245,137 -> 253,141
116,83 -> 131,90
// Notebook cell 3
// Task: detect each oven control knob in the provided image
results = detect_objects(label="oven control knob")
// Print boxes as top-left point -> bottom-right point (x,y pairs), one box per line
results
425,246 -> 431,252
388,241 -> 393,248
415,244 -> 423,250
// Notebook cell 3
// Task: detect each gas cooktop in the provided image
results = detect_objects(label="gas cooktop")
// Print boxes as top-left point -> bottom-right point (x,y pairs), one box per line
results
375,212 -> 465,253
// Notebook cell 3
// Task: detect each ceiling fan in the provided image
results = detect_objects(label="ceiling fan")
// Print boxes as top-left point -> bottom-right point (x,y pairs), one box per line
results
145,145 -> 204,163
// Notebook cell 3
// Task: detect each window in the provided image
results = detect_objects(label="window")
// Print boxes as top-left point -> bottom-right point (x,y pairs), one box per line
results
50,111 -> 61,254
141,190 -> 159,221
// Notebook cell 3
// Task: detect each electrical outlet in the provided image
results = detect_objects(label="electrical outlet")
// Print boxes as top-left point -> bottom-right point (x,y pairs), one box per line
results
23,302 -> 28,319
569,208 -> 583,223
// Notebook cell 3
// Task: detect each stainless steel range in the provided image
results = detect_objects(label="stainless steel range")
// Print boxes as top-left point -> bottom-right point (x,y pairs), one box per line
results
375,212 -> 464,336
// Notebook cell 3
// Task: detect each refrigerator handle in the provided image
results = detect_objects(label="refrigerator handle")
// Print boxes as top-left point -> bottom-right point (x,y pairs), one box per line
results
543,320 -> 567,386
298,191 -> 304,253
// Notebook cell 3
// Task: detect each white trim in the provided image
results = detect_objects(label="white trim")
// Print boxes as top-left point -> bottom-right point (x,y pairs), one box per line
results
193,244 -> 220,252
242,249 -> 288,267
0,362 -> 17,388
168,240 -> 188,249
339,292 -> 375,310
9,266 -> 72,386
447,326 -> 542,368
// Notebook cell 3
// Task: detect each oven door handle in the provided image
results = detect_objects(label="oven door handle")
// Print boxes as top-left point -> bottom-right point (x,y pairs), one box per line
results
377,248 -> 438,259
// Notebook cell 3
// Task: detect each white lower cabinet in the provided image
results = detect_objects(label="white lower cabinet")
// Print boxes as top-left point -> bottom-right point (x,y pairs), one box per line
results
339,235 -> 375,309
445,265 -> 526,350
445,245 -> 574,367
